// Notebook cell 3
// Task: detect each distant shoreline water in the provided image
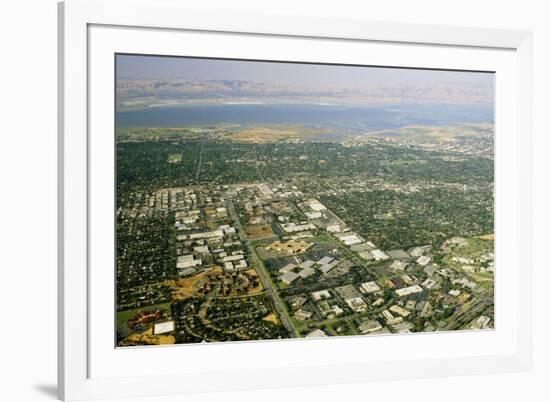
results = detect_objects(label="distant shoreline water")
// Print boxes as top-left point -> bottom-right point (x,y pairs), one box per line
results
116,102 -> 494,131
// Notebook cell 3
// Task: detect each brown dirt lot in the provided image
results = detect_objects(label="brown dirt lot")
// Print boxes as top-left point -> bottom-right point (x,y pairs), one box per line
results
164,266 -> 222,300
226,126 -> 322,143
246,224 -> 275,240
124,328 -> 175,346
262,313 -> 279,324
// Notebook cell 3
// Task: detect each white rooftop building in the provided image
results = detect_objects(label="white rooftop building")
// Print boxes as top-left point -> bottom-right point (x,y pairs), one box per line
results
409,245 -> 430,258
193,245 -> 209,253
381,309 -> 403,325
189,230 -> 224,240
281,222 -> 316,233
358,320 -> 383,334
320,260 -> 340,274
395,285 -> 424,297
153,321 -> 175,335
279,263 -> 297,274
345,297 -> 368,312
417,255 -> 432,266
307,200 -> 327,212
280,271 -> 300,285
299,260 -> 315,269
294,309 -> 313,321
305,211 -> 322,219
390,260 -> 408,271
177,258 -> 202,269
422,278 -> 437,289
360,281 -> 381,294
330,305 -> 344,316
470,315 -> 492,330
372,249 -> 390,261
339,234 -> 364,246
234,260 -> 248,270
299,267 -> 315,278
389,305 -> 411,318
359,251 -> 374,261
222,254 -> 244,263
305,329 -> 328,338
311,289 -> 332,301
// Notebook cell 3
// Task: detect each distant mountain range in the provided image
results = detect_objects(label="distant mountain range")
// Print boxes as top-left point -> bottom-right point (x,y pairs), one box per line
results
116,78 -> 493,109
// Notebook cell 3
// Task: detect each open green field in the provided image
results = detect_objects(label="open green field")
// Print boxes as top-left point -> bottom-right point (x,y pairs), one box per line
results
443,237 -> 494,261
167,153 -> 182,163
116,302 -> 172,333
366,124 -> 493,142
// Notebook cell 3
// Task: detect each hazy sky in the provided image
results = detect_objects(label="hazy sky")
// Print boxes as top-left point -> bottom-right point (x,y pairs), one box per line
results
116,54 -> 494,90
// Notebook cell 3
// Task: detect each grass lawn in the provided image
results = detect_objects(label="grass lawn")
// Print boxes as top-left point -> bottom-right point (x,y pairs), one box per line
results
116,302 -> 172,332
313,232 -> 333,243
167,153 -> 183,163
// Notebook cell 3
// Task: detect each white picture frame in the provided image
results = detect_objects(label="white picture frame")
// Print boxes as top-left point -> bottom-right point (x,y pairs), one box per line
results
58,0 -> 533,400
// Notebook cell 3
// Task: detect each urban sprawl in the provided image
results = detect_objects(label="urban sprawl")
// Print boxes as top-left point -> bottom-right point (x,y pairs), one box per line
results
116,123 -> 494,346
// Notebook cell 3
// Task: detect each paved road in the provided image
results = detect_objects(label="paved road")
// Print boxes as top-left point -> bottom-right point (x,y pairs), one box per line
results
444,297 -> 492,330
194,137 -> 205,181
325,231 -> 378,274
226,199 -> 298,338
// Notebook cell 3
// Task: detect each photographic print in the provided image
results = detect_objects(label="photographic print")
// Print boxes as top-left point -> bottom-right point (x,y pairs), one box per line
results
115,55 -> 494,346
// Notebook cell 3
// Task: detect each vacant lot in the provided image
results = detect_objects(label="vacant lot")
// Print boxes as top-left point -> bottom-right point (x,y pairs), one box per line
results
165,266 -> 222,300
246,224 -> 275,240
227,125 -> 320,143
124,328 -> 176,346
262,313 -> 280,324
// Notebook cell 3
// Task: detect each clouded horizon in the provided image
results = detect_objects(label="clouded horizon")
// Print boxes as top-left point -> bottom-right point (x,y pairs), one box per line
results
116,54 -> 494,91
